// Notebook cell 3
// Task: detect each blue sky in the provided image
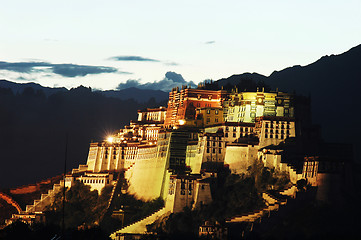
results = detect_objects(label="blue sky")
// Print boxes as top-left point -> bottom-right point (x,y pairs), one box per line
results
1,0 -> 360,91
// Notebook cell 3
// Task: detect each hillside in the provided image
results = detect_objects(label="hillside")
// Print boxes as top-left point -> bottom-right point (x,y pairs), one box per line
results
100,87 -> 168,103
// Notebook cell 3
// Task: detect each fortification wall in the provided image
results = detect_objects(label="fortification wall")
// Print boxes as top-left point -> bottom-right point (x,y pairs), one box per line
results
126,146 -> 170,201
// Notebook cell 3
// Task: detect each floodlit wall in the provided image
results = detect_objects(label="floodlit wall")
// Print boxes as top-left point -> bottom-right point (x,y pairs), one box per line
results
224,145 -> 258,174
258,119 -> 296,148
86,144 -> 124,172
126,140 -> 170,201
186,143 -> 203,174
166,176 -> 211,213
193,181 -> 212,209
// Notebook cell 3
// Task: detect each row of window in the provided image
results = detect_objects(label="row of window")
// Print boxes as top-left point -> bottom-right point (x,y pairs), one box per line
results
225,127 -> 252,132
206,141 -> 222,147
225,132 -> 252,138
264,134 -> 289,139
265,122 -> 291,128
80,179 -> 109,184
206,117 -> 219,123
206,109 -> 219,114
265,129 -> 290,134
206,148 -> 222,154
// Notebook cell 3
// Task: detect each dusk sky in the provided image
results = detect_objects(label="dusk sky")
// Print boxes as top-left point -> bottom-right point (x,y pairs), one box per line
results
1,0 -> 360,91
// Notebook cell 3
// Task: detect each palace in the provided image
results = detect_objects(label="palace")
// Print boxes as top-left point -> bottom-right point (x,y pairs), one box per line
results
15,84 -> 352,236
68,86 -> 301,212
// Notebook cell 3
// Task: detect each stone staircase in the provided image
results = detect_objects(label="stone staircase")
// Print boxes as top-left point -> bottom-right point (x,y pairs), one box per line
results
25,180 -> 64,213
110,207 -> 168,239
227,185 -> 297,224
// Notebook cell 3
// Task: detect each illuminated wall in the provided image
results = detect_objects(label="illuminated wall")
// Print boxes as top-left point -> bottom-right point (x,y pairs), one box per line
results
196,107 -> 224,127
224,144 -> 258,174
164,87 -> 227,127
165,175 -> 212,213
125,133 -> 171,201
200,132 -> 226,163
86,142 -> 125,172
137,107 -> 167,123
256,117 -> 296,148
225,91 -> 294,123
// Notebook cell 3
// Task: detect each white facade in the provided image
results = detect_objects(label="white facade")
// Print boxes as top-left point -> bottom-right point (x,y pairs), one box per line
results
165,175 -> 212,213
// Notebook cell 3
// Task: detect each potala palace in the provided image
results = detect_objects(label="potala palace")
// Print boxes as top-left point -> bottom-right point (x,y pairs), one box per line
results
6,84 -> 352,238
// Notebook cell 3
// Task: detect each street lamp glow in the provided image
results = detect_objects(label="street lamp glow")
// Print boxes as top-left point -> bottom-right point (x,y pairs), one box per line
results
107,136 -> 114,143
179,119 -> 186,125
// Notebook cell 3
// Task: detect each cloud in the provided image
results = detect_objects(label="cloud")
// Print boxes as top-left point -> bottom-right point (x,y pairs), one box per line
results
165,71 -> 186,83
205,41 -> 216,44
115,79 -> 141,89
0,61 -> 124,77
108,56 -> 160,62
116,71 -> 196,92
0,61 -> 50,73
164,61 -> 179,66
51,64 -> 122,77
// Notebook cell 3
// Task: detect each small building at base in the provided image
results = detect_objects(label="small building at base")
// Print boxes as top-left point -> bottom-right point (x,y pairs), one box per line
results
165,174 -> 212,213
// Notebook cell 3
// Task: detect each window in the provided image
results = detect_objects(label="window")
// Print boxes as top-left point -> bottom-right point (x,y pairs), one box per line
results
206,118 -> 210,123
207,147 -> 210,153
225,132 -> 228,137
212,148 -> 215,153
207,109 -> 210,114
215,118 -> 218,123
233,133 -> 236,138
219,148 -> 222,154
215,110 -> 219,115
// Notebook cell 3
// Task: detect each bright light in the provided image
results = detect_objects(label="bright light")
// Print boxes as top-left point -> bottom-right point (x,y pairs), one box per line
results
179,119 -> 186,125
107,136 -> 114,143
